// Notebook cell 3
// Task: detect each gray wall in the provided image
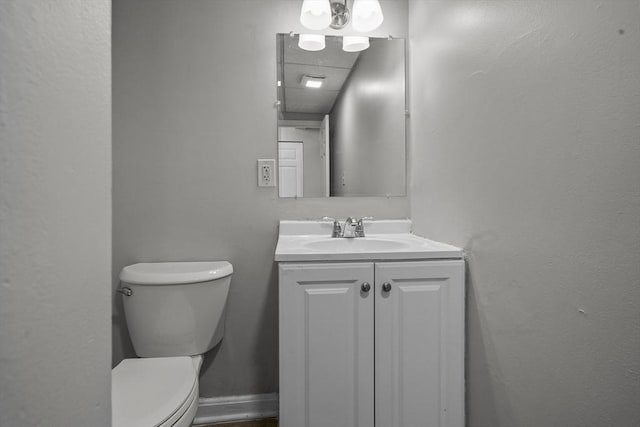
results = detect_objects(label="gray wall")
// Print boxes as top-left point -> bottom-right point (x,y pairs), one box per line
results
330,38 -> 406,196
278,127 -> 325,197
0,1 -> 112,426
409,1 -> 640,426
113,0 -> 408,397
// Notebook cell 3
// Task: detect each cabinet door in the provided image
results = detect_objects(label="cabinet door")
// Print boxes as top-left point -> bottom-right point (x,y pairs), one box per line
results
375,260 -> 465,427
279,262 -> 374,427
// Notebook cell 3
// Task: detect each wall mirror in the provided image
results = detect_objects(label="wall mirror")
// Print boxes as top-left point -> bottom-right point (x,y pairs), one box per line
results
276,33 -> 406,198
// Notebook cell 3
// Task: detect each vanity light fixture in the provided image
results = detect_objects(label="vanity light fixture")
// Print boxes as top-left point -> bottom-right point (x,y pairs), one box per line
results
342,35 -> 369,52
300,0 -> 383,32
301,75 -> 326,88
298,0 -> 383,52
298,33 -> 326,51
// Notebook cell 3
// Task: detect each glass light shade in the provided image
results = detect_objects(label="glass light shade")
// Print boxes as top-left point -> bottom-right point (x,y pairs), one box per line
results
342,36 -> 370,52
352,0 -> 384,32
298,34 -> 326,51
300,0 -> 332,30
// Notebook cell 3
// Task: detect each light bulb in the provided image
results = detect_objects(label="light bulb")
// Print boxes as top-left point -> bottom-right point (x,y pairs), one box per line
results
298,34 -> 326,51
300,0 -> 331,30
352,0 -> 384,32
342,36 -> 370,52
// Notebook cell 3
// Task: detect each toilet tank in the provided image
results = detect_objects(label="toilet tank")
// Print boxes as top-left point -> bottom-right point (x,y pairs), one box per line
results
119,261 -> 233,358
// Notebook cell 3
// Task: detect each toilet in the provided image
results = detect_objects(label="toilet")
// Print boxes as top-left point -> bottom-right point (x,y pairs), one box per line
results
112,261 -> 233,427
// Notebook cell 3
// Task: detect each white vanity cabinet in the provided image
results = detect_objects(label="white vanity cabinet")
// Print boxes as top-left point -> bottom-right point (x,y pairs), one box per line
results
278,262 -> 375,427
278,259 -> 465,427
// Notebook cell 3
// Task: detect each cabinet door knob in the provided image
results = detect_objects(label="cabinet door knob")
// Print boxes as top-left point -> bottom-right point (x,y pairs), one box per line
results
361,282 -> 371,293
382,282 -> 392,293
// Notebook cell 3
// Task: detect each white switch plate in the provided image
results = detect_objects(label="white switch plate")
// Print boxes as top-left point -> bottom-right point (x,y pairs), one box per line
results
257,159 -> 276,187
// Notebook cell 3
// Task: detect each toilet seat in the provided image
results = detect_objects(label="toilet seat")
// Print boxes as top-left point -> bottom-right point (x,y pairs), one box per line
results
112,356 -> 198,427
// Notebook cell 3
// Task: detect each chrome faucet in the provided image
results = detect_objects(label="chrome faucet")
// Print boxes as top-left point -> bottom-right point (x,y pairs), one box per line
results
324,216 -> 373,238
342,217 -> 358,238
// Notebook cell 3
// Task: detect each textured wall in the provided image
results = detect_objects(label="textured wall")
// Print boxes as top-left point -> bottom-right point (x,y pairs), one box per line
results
409,1 -> 640,426
113,0 -> 408,397
330,38 -> 406,196
0,1 -> 112,426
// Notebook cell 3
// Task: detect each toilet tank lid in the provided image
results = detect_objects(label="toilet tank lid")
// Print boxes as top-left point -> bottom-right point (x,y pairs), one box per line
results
120,261 -> 233,285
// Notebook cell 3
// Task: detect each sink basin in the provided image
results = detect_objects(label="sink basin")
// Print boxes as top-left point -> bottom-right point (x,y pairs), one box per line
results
304,238 -> 409,252
275,220 -> 463,262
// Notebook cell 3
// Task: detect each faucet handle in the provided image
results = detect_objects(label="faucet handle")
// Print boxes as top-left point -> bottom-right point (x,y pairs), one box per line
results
323,216 -> 342,238
355,217 -> 373,237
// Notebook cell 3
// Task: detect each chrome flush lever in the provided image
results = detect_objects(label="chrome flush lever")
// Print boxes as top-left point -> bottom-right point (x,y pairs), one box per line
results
116,287 -> 133,296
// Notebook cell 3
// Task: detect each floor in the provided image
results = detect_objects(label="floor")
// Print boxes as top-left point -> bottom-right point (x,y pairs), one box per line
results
199,419 -> 278,427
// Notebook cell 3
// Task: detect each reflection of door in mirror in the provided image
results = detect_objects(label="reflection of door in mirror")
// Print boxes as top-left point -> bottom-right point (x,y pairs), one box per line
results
278,142 -> 303,198
278,124 -> 328,198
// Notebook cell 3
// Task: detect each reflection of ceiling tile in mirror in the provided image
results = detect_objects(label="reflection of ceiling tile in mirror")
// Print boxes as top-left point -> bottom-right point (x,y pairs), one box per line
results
284,87 -> 339,114
283,35 -> 360,69
282,34 -> 360,116
283,63 -> 350,93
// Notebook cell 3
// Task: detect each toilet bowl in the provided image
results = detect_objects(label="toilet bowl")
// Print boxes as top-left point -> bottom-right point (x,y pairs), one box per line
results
112,261 -> 233,427
112,355 -> 202,427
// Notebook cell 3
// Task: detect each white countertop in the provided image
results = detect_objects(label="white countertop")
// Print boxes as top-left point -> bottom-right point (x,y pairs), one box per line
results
274,220 -> 463,262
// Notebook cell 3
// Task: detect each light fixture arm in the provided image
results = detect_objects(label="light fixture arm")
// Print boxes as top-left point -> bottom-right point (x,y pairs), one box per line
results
329,0 -> 350,30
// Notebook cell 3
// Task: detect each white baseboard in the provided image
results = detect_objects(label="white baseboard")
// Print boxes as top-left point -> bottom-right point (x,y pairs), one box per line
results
192,393 -> 279,425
